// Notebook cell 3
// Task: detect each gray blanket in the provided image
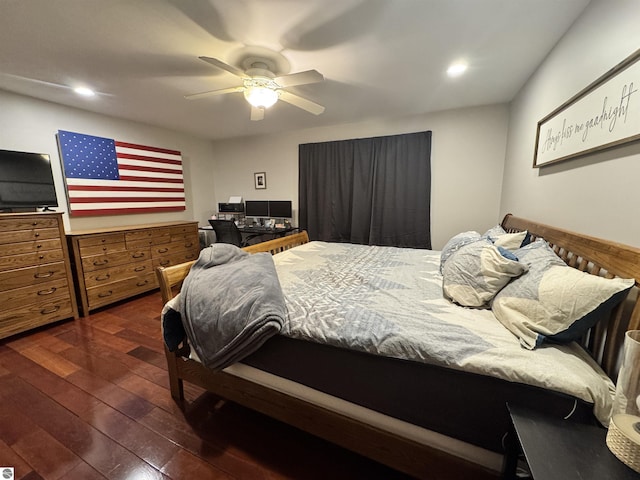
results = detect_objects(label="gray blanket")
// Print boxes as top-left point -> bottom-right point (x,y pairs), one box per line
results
175,243 -> 286,370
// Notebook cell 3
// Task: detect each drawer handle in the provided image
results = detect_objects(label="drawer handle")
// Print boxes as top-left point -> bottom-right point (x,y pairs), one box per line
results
136,280 -> 149,287
157,247 -> 169,253
159,260 -> 170,267
38,287 -> 57,296
98,290 -> 113,298
40,305 -> 60,315
132,252 -> 146,259
185,242 -> 194,248
134,266 -> 146,272
34,271 -> 54,278
96,274 -> 111,281
36,244 -> 43,249
93,259 -> 109,266
34,232 -> 40,237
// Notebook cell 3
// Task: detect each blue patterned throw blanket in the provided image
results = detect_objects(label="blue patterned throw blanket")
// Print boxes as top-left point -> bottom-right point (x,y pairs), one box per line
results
272,241 -> 615,425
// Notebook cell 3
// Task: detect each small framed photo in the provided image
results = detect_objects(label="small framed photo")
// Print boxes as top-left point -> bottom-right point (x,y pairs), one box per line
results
254,172 -> 266,189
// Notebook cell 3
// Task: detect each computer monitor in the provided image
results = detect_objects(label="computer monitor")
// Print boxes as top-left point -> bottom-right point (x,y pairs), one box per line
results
268,200 -> 292,218
245,200 -> 269,217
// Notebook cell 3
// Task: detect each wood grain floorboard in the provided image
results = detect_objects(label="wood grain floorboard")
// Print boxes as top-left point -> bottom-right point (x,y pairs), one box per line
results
0,290 -> 412,479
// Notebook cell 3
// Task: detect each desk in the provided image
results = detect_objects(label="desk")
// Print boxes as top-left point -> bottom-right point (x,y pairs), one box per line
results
503,404 -> 639,479
238,225 -> 297,245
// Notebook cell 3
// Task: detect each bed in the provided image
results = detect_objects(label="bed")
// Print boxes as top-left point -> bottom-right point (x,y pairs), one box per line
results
156,215 -> 640,479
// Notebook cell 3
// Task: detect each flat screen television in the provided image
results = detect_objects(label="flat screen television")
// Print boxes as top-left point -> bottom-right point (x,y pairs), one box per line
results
0,149 -> 58,211
245,200 -> 269,218
268,200 -> 292,218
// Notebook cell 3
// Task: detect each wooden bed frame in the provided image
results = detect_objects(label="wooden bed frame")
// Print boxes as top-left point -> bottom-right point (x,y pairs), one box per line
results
155,217 -> 640,480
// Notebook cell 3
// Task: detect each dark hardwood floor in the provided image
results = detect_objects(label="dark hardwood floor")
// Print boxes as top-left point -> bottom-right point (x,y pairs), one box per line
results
0,291 -> 412,479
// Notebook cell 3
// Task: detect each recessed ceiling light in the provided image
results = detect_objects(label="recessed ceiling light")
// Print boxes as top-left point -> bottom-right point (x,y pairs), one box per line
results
74,86 -> 96,97
447,62 -> 468,78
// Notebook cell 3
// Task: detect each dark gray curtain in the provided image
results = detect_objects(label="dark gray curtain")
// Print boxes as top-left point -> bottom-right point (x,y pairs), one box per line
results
299,131 -> 431,248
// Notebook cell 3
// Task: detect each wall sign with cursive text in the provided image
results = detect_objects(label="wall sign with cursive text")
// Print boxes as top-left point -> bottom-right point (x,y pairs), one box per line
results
534,48 -> 640,167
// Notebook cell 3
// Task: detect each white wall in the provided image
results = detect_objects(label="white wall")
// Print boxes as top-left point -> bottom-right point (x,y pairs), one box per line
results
203,104 -> 509,249
501,0 -> 640,247
0,93 -> 510,248
0,89 -> 215,232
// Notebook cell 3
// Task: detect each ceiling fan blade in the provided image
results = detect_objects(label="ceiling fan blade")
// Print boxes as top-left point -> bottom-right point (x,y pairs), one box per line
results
184,85 -> 244,100
278,90 -> 325,115
199,56 -> 248,79
274,69 -> 324,88
250,106 -> 265,121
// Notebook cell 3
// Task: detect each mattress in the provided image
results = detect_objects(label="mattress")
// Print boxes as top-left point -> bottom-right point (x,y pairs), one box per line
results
241,334 -> 596,453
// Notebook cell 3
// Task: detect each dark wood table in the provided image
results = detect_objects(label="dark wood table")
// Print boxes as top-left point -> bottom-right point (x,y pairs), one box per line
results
238,225 -> 297,244
503,404 -> 639,479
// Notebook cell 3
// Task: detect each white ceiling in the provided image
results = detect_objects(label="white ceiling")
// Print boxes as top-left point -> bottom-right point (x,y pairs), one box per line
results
0,0 -> 590,141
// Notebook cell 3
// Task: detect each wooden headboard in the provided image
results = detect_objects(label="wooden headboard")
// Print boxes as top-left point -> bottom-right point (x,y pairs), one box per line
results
501,214 -> 640,378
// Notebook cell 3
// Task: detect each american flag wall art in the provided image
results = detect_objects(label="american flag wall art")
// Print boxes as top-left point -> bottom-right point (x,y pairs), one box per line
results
57,130 -> 186,216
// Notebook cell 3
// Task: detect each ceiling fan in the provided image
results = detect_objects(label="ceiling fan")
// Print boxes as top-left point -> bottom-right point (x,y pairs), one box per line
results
185,56 -> 325,121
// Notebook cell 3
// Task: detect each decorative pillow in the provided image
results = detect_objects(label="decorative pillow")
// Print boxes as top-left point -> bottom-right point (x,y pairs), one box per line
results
483,225 -> 529,251
442,239 -> 528,308
439,230 -> 481,273
483,225 -> 508,239
491,240 -> 635,349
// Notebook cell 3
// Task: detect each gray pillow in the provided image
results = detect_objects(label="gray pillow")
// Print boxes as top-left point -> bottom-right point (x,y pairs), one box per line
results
439,230 -> 481,273
442,239 -> 528,308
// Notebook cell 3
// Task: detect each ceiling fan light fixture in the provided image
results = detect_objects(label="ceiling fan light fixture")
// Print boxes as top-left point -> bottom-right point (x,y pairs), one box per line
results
244,85 -> 279,108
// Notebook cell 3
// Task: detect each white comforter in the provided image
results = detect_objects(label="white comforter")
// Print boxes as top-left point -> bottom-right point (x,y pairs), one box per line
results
273,241 -> 615,425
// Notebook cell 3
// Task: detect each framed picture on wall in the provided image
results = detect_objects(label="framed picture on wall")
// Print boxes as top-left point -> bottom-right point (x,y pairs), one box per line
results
254,172 -> 266,189
533,47 -> 640,167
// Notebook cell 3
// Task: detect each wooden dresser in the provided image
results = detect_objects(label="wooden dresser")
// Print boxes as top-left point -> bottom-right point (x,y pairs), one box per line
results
0,212 -> 78,339
67,221 -> 199,316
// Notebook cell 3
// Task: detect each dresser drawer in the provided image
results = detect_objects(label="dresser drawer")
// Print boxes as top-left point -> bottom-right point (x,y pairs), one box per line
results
81,249 -> 150,272
86,272 -> 157,310
83,260 -> 154,287
0,250 -> 66,272
4,279 -> 71,311
153,247 -> 199,268
0,217 -> 59,233
0,227 -> 60,245
79,241 -> 128,256
0,298 -> 75,340
0,262 -> 69,291
151,241 -> 198,258
0,238 -> 62,257
169,234 -> 198,249
77,233 -> 125,248
169,224 -> 198,236
125,229 -> 171,248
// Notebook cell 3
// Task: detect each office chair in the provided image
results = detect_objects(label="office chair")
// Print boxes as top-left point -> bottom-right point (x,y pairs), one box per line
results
208,219 -> 244,247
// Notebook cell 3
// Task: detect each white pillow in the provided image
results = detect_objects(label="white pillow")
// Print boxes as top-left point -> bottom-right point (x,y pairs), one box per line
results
483,225 -> 528,251
492,240 -> 634,349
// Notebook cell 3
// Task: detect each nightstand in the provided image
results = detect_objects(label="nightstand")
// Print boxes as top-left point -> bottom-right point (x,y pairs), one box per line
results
503,404 -> 639,479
